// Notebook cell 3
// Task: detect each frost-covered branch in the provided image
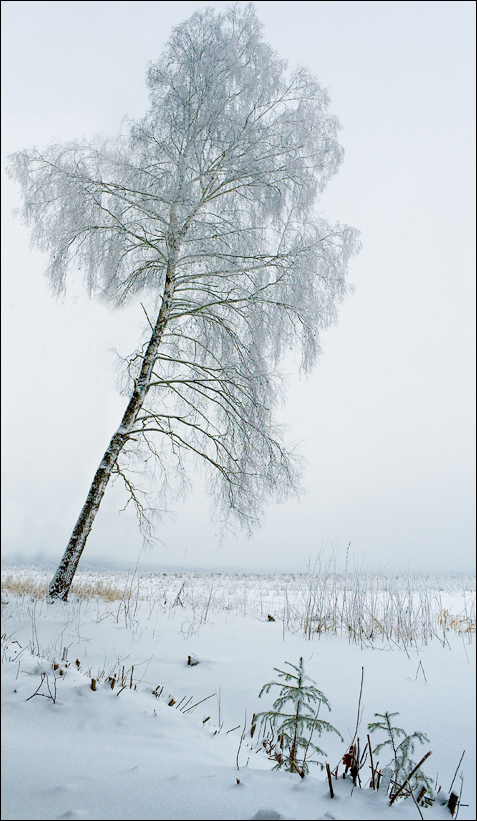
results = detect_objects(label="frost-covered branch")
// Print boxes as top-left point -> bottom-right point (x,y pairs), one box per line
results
7,3 -> 359,599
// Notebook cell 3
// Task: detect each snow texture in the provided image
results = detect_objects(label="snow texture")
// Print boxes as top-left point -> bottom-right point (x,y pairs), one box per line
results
1,568 -> 475,820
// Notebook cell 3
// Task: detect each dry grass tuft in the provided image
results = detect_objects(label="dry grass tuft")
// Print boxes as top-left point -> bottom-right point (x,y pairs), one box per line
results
437,609 -> 476,635
1,573 -> 124,601
1,574 -> 47,598
71,579 -> 124,601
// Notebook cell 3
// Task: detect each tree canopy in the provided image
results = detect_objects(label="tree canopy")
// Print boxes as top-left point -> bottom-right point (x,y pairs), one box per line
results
8,3 -> 359,598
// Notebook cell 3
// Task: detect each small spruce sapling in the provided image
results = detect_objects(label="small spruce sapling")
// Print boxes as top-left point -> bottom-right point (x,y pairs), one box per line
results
368,711 -> 434,800
252,657 -> 343,776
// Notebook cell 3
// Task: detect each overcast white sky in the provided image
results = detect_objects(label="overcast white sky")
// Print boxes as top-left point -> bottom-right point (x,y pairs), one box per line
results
1,0 -> 475,574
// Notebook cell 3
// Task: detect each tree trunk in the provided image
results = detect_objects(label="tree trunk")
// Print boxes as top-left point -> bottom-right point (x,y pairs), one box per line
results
48,255 -> 177,601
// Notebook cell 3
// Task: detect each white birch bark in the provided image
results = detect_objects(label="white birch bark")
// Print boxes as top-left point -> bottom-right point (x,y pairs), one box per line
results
49,228 -> 179,599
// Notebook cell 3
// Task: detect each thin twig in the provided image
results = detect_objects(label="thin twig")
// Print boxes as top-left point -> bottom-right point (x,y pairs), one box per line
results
454,774 -> 464,820
183,693 -> 215,713
236,709 -> 246,769
26,675 -> 47,701
409,786 -> 425,821
415,660 -> 427,682
390,751 -> 432,804
351,667 -> 364,746
367,734 -> 375,789
448,750 -> 465,795
140,302 -> 154,331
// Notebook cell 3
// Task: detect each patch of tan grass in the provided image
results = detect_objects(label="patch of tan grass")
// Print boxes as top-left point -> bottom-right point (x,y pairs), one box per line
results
71,579 -> 124,601
1,574 -> 47,598
1,573 -> 124,601
437,609 -> 476,634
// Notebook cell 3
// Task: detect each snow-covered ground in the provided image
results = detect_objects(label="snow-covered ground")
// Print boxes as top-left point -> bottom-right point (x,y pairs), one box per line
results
1,567 -> 475,820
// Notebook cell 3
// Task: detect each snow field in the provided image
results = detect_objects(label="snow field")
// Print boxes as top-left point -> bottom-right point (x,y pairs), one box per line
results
1,568 -> 475,820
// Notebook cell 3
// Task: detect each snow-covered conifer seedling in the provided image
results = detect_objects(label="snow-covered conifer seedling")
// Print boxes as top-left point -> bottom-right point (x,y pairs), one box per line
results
251,657 -> 343,776
368,710 -> 434,805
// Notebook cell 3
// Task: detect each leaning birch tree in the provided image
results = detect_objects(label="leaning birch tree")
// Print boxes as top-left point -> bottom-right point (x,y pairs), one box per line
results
8,4 -> 359,600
